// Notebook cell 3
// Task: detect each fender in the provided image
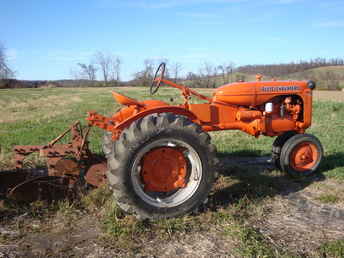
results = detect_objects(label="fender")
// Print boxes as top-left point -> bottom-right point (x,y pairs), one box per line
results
115,106 -> 199,131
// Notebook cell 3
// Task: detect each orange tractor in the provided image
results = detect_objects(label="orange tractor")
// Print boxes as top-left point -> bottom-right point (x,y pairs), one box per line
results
3,63 -> 323,219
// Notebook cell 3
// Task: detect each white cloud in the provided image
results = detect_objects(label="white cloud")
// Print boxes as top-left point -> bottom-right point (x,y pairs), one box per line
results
274,0 -> 302,4
266,36 -> 283,41
41,49 -> 95,63
96,0 -> 304,9
6,48 -> 17,61
316,21 -> 344,28
176,12 -> 222,19
97,0 -> 248,9
176,11 -> 224,25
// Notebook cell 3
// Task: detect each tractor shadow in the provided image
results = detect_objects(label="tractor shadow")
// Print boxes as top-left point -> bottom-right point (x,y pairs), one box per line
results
208,152 -> 344,210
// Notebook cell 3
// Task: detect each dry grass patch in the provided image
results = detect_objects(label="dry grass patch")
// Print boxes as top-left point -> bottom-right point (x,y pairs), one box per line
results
0,95 -> 82,123
313,90 -> 344,102
302,179 -> 344,208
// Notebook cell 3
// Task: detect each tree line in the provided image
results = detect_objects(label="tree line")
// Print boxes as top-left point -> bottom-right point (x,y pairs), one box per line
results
237,58 -> 344,77
70,51 -> 122,86
1,42 -> 343,90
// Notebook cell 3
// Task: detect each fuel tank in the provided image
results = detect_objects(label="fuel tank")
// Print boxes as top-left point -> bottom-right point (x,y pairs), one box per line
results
213,80 -> 309,106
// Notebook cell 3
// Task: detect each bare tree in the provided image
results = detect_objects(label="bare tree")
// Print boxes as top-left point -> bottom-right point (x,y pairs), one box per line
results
93,52 -> 112,85
217,65 -> 226,84
0,43 -> 14,79
225,62 -> 235,83
218,62 -> 235,84
171,62 -> 182,82
142,59 -> 155,86
77,63 -> 97,80
200,62 -> 215,88
109,57 -> 122,85
95,51 -> 111,85
185,72 -> 202,88
132,59 -> 155,86
94,52 -> 122,85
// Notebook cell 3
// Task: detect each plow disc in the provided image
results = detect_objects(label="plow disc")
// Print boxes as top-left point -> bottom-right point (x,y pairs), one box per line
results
7,176 -> 72,202
0,121 -> 107,203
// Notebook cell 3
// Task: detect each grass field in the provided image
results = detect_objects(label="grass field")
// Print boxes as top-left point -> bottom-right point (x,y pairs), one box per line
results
1,87 -> 344,257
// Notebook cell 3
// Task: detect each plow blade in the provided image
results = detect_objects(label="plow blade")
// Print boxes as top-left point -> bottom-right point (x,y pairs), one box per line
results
0,171 -> 74,202
0,171 -> 29,196
1,121 -> 107,203
7,176 -> 73,202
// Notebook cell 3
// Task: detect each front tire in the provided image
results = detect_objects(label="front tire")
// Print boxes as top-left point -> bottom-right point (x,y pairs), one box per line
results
279,134 -> 323,177
103,113 -> 216,219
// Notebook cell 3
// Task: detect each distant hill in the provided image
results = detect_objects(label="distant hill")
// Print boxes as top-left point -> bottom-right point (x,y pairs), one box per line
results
279,66 -> 344,90
0,79 -> 51,89
180,65 -> 344,90
1,65 -> 343,90
281,65 -> 344,78
0,79 -> 127,89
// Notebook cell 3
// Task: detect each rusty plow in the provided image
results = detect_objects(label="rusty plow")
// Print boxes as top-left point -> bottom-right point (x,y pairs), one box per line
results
0,121 -> 107,203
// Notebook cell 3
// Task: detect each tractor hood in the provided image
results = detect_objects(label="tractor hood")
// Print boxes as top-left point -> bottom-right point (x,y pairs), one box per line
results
213,80 -> 310,106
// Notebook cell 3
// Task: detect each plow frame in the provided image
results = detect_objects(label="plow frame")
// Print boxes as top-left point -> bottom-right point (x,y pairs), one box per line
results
1,121 -> 107,202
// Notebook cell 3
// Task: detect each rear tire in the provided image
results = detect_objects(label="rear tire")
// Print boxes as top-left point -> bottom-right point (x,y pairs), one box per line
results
279,134 -> 323,178
103,113 -> 216,219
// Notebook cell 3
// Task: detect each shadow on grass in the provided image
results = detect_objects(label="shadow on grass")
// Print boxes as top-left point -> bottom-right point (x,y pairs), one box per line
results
217,149 -> 265,158
1,152 -> 343,220
207,152 -> 342,211
319,152 -> 344,173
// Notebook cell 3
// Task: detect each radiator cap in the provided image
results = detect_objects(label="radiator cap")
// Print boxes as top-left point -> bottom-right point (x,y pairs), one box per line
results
308,80 -> 316,89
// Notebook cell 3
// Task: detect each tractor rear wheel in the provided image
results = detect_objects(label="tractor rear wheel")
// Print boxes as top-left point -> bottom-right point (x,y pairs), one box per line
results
279,134 -> 323,177
103,113 -> 217,219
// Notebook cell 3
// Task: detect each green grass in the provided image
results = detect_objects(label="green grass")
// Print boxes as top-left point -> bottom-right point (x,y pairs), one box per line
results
316,194 -> 340,204
1,87 -> 344,179
318,240 -> 344,257
1,86 -> 344,256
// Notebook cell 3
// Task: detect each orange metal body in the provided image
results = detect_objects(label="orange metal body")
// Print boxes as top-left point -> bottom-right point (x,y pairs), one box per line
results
87,77 -> 314,140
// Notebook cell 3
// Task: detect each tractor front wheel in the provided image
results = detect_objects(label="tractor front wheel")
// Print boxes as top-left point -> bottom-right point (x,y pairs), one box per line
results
103,113 -> 216,219
279,134 -> 323,177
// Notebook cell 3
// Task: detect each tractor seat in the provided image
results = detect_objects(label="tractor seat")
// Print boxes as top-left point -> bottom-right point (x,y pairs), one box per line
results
112,91 -> 144,107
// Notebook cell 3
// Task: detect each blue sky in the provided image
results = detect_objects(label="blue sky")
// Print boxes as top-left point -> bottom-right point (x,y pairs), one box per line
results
1,0 -> 344,81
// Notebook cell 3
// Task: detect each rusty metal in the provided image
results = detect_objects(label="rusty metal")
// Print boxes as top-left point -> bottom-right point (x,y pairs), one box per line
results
2,121 -> 108,202
7,176 -> 72,202
13,121 -> 90,177
0,171 -> 29,196
84,163 -> 107,187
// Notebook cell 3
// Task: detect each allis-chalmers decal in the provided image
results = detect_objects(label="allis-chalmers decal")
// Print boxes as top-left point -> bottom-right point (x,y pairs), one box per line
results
261,86 -> 300,92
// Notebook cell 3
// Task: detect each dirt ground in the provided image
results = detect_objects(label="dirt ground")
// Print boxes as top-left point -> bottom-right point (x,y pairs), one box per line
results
1,157 -> 344,257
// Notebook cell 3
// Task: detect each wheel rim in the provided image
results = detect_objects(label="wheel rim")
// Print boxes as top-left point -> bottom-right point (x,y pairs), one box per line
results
290,142 -> 319,172
131,138 -> 203,208
141,147 -> 187,192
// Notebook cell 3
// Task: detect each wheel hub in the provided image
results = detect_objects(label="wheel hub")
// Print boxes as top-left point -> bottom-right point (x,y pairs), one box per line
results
141,147 -> 187,192
291,142 -> 318,172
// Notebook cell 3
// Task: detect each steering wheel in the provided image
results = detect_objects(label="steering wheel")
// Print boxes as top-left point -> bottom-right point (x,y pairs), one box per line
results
150,62 -> 166,95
